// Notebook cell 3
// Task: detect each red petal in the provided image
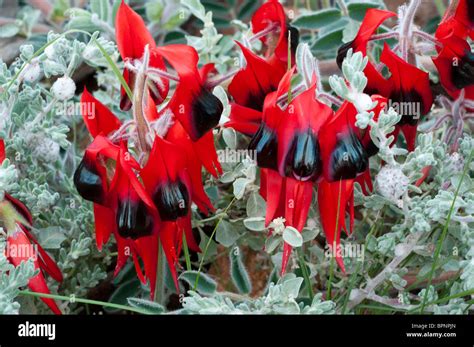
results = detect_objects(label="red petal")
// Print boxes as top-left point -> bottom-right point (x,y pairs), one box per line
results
165,122 -> 215,214
115,0 -> 156,59
318,179 -> 354,272
251,0 -> 289,65
226,103 -> 263,137
154,45 -> 221,141
7,230 -> 61,314
5,193 -> 33,226
381,43 -> 433,115
93,203 -> 115,250
228,42 -> 283,111
81,87 -> 122,138
0,138 -> 5,162
264,169 -> 286,226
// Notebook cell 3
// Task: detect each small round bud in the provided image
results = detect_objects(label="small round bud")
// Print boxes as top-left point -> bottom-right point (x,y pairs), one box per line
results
22,61 -> 41,83
352,92 -> 374,113
51,76 -> 76,101
376,165 -> 409,201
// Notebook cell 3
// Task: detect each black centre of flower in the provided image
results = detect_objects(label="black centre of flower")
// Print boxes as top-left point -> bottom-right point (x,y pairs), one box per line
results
336,41 -> 354,69
116,197 -> 154,239
452,51 -> 474,90
248,123 -> 278,170
287,25 -> 300,54
284,130 -> 321,181
389,89 -> 424,126
330,130 -> 368,181
73,157 -> 105,204
191,88 -> 223,139
364,139 -> 379,158
153,181 -> 190,221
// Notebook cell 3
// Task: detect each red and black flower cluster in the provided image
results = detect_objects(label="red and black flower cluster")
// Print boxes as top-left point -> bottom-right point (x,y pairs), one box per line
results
227,0 -> 391,272
73,1 -> 222,297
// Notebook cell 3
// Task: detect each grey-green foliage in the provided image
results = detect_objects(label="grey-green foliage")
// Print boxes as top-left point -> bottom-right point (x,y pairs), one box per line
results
182,274 -> 335,314
0,31 -> 116,313
0,240 -> 36,314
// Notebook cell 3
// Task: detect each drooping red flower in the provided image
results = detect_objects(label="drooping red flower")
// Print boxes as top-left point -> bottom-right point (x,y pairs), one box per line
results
379,44 -> 433,151
226,42 -> 286,138
244,68 -> 337,273
152,44 -> 223,176
75,90 -> 123,249
337,9 -> 396,96
433,26 -> 474,102
436,0 -> 474,40
115,0 -> 169,110
0,140 -> 63,314
145,98 -> 215,215
251,0 -> 299,71
337,9 -> 433,151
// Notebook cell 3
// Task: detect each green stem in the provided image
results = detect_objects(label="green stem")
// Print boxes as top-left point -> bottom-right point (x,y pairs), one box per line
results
194,197 -> 236,290
340,261 -> 362,314
326,179 -> 343,300
18,290 -> 151,315
182,232 -> 192,271
154,242 -> 166,304
298,248 -> 314,300
419,150 -> 473,313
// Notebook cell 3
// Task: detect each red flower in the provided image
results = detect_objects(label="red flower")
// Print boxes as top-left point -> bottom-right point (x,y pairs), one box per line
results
337,9 -> 433,151
76,83 -> 213,297
337,9 -> 396,96
317,97 -> 387,271
251,0 -> 299,71
154,45 -> 222,141
433,17 -> 474,102
226,42 -> 284,137
115,0 -> 169,110
145,98 -> 215,215
436,0 -> 474,40
1,141 -> 63,314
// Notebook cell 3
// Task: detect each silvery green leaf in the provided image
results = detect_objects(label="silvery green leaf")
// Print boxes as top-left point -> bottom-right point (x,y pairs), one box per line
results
145,0 -> 165,22
450,174 -> 472,194
243,216 -> 266,231
292,9 -> 342,30
246,191 -> 266,218
127,297 -> 165,314
229,247 -> 252,294
296,43 -> 318,89
181,0 -> 206,22
220,171 -> 236,183
216,220 -> 240,247
0,23 -> 20,38
280,276 -> 304,299
222,127 -> 237,149
342,19 -> 359,43
213,85 -> 230,123
179,271 -> 217,295
265,235 -> 281,254
90,0 -> 109,21
301,227 -> 319,242
282,226 -> 303,248
35,226 -> 67,249
233,177 -> 251,199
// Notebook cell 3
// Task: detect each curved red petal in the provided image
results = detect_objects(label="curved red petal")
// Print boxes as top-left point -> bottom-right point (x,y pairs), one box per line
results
81,87 -> 122,138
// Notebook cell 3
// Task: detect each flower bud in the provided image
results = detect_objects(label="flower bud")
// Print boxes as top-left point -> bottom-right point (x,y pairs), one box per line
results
376,165 -> 409,201
51,76 -> 76,101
